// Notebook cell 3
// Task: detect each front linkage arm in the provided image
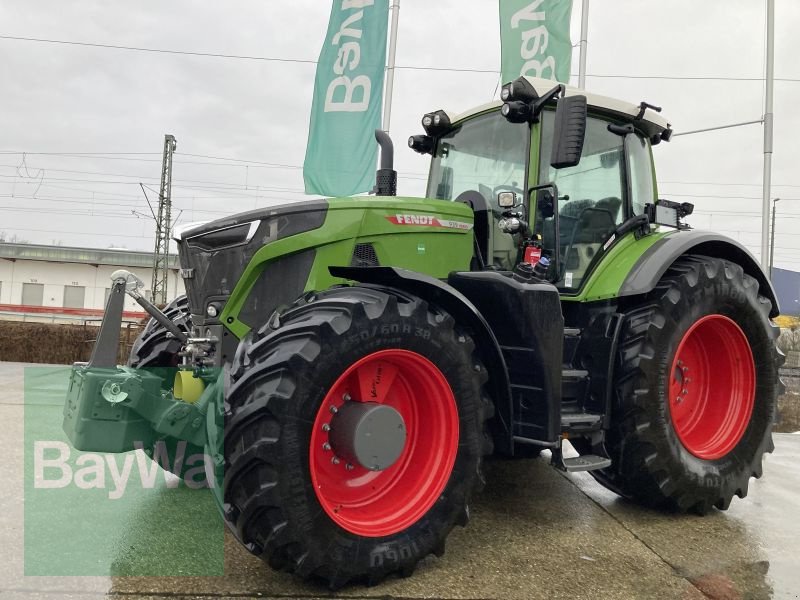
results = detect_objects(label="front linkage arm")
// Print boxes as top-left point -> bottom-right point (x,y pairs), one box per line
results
89,270 -> 187,369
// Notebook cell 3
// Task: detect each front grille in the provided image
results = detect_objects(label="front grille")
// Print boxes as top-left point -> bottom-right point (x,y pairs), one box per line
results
350,243 -> 379,267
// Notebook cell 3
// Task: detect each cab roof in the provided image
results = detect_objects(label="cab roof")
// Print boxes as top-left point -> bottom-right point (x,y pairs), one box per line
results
447,77 -> 671,139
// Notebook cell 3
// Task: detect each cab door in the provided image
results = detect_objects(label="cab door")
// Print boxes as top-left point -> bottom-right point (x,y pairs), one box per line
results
534,111 -> 658,294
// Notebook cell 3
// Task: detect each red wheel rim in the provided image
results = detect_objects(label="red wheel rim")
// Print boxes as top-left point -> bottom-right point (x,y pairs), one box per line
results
668,314 -> 756,460
309,349 -> 459,537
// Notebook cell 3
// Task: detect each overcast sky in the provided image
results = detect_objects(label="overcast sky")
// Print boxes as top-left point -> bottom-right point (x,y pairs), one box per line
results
2,0 -> 800,271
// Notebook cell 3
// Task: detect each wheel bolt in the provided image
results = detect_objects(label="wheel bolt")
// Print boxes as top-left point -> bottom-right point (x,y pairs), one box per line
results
329,405 -> 338,414
345,463 -> 354,471
342,393 -> 351,402
331,456 -> 340,465
682,366 -> 689,373
322,423 -> 331,432
322,442 -> 331,451
675,396 -> 683,404
682,388 -> 688,395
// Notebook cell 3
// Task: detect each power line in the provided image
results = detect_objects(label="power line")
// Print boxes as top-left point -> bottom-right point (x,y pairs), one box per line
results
662,180 -> 800,189
665,192 -> 800,201
177,152 -> 303,168
5,34 -> 800,81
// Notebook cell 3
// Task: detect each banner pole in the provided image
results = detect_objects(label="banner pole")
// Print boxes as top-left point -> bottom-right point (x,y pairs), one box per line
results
578,0 -> 589,88
382,0 -> 400,133
760,0 -> 774,269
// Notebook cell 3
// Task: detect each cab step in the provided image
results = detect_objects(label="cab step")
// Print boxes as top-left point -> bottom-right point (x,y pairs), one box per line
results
557,454 -> 612,472
551,436 -> 612,473
560,411 -> 603,429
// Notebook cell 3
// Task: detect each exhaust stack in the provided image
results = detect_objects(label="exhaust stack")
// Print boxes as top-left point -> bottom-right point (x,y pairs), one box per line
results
373,129 -> 397,196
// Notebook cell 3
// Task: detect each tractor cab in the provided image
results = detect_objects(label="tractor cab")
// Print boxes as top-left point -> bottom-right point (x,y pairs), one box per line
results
412,76 -> 672,293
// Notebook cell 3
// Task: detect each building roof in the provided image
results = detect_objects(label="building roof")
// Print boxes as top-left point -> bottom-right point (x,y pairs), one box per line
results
0,242 -> 179,269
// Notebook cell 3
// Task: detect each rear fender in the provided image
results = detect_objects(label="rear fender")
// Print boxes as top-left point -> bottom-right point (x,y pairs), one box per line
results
329,266 -> 514,454
620,230 -> 780,317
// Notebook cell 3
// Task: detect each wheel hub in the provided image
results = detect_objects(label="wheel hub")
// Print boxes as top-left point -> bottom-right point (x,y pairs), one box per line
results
329,401 -> 407,471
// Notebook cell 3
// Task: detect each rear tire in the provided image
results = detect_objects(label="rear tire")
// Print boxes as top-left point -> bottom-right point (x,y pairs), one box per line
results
224,286 -> 492,587
598,255 -> 781,514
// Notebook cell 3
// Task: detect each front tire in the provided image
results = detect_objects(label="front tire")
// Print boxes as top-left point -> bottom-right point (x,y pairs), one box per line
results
599,255 -> 781,514
224,286 -> 492,587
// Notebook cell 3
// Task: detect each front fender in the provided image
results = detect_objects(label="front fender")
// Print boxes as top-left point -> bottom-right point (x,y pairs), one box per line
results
620,229 -> 779,317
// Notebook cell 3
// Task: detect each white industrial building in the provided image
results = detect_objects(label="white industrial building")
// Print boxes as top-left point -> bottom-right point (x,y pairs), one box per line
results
0,242 -> 184,322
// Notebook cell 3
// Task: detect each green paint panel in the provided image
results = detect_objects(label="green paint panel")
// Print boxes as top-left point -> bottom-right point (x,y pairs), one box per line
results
562,229 -> 672,302
221,197 -> 475,338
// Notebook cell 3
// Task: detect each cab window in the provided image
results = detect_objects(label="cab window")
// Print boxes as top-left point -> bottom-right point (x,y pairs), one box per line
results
427,112 -> 528,210
427,112 -> 529,269
627,133 -> 655,216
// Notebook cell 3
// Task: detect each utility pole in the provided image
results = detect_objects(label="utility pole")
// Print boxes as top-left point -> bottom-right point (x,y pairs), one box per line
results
770,197 -> 780,279
151,134 -> 177,305
382,0 -> 400,133
760,0 -> 775,269
578,0 -> 589,89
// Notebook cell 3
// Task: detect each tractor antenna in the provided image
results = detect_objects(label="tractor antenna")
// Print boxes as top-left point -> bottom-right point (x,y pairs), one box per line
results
373,129 -> 397,196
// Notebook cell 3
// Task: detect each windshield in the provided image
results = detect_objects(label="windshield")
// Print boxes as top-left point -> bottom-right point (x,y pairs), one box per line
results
426,111 -> 528,212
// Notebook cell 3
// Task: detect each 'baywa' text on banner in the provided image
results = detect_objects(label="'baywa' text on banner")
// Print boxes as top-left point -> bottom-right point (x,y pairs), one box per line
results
303,0 -> 389,197
499,0 -> 573,85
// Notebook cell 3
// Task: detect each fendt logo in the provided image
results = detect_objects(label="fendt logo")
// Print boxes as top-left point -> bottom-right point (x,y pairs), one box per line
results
386,214 -> 473,230
391,214 -> 435,225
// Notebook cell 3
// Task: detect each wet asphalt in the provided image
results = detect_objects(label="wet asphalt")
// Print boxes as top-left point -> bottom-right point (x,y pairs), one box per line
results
1,361 -> 798,600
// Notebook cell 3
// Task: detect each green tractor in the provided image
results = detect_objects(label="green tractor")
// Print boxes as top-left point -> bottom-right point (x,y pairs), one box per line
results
63,76 -> 782,587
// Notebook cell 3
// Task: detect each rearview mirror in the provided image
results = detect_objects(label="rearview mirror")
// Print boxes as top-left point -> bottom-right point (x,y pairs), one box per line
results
497,191 -> 517,208
550,95 -> 587,169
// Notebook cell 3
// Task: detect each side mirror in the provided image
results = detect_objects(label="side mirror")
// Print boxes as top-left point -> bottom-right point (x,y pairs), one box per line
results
497,191 -> 518,208
550,95 -> 587,169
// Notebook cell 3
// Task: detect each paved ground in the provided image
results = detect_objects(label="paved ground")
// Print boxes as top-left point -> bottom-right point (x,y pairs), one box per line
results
1,361 -> 798,599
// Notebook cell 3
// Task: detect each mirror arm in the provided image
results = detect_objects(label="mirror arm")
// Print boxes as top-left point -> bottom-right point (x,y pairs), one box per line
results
532,84 -> 565,118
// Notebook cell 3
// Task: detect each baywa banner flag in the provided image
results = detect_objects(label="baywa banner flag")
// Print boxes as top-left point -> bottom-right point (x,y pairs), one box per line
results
499,0 -> 573,85
304,0 -> 389,197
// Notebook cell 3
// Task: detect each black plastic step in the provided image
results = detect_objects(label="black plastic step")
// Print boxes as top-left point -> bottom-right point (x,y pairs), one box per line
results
562,368 -> 589,380
560,412 -> 603,429
560,454 -> 612,472
561,368 -> 590,405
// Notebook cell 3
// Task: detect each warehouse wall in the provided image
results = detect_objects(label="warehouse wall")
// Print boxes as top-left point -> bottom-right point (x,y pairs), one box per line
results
0,259 -> 184,311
